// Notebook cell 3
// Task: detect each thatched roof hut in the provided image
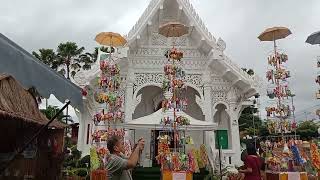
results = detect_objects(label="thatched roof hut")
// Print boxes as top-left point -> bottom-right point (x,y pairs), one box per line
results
0,74 -> 66,179
0,74 -> 65,129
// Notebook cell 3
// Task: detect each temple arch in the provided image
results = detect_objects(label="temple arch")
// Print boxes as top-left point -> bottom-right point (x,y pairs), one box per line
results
132,85 -> 204,121
214,103 -> 232,149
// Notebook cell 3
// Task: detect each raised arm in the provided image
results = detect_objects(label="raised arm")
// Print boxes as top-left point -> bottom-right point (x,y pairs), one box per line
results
126,137 -> 145,169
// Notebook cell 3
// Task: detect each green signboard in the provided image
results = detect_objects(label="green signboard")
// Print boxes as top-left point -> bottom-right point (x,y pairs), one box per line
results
215,130 -> 229,149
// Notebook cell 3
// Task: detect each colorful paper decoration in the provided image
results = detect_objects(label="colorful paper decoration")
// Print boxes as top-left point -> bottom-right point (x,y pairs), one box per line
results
90,147 -> 101,171
310,143 -> 320,170
157,45 -> 190,172
265,44 -> 294,134
90,44 -> 126,171
291,145 -> 304,165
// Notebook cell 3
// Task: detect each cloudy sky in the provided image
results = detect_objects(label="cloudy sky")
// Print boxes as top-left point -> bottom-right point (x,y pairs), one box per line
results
1,0 -> 320,121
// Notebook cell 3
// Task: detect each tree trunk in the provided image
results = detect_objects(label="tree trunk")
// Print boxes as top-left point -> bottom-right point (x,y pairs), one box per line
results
65,57 -> 70,128
66,57 -> 70,80
66,64 -> 70,80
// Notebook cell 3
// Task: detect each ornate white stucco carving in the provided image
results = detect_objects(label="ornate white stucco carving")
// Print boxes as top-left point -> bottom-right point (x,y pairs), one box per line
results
217,38 -> 226,52
73,59 -> 101,87
127,0 -> 216,43
227,87 -> 240,103
221,55 -> 262,91
132,58 -> 207,71
178,0 -> 216,42
151,33 -> 188,47
134,94 -> 142,108
134,73 -> 164,91
127,0 -> 161,39
73,50 -> 128,87
211,90 -> 228,103
211,76 -> 231,91
151,33 -> 167,46
171,36 -> 188,47
130,48 -> 207,59
133,73 -> 203,93
196,95 -> 204,113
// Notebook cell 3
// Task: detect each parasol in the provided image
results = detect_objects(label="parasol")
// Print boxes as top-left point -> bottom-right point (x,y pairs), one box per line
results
95,32 -> 127,47
258,26 -> 292,54
306,31 -> 320,45
258,27 -> 292,42
159,22 -> 189,38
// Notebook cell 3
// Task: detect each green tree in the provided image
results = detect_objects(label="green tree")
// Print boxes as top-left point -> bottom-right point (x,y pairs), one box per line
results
32,43 -> 96,79
238,106 -> 269,137
296,120 -> 319,140
32,48 -> 58,69
56,42 -> 92,79
40,105 -> 73,124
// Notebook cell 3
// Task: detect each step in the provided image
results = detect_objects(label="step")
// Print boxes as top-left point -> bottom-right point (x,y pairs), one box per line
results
132,167 -> 210,180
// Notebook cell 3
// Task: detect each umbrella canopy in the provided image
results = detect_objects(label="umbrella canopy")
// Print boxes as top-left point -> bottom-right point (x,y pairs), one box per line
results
159,22 -> 189,38
95,32 -> 127,47
258,27 -> 292,41
306,31 -> 320,45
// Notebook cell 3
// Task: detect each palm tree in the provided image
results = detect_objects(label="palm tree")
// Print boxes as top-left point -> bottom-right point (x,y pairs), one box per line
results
32,48 -> 57,69
56,42 -> 86,80
33,43 -> 99,79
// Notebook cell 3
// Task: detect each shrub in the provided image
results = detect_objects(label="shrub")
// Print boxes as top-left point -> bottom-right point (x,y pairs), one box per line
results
78,155 -> 90,168
75,168 -> 88,177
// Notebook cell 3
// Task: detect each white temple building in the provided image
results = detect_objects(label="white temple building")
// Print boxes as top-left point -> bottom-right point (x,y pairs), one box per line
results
74,0 -> 261,167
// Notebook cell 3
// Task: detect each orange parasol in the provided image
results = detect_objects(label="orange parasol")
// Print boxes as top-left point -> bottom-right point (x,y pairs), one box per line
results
95,32 -> 127,47
258,27 -> 292,42
159,22 -> 189,38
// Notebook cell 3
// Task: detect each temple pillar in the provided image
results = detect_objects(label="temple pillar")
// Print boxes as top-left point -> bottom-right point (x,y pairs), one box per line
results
125,66 -> 134,122
228,102 -> 242,166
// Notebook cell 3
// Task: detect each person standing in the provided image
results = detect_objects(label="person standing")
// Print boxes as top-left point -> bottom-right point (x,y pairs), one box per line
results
238,143 -> 263,180
106,135 -> 145,180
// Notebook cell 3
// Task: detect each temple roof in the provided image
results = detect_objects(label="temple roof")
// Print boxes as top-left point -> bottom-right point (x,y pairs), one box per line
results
124,0 -> 261,98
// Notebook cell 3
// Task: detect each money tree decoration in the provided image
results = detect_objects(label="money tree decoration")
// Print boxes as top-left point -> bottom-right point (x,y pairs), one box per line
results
258,27 -> 295,136
306,31 -> 320,118
90,32 -> 127,167
156,22 -> 192,172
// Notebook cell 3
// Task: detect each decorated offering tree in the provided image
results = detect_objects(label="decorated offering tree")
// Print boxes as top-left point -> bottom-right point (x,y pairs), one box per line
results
258,27 -> 295,137
154,22 -> 210,179
90,32 -> 127,171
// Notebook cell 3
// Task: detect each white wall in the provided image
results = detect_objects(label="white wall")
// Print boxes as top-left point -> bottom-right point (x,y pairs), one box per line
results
185,130 -> 203,152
